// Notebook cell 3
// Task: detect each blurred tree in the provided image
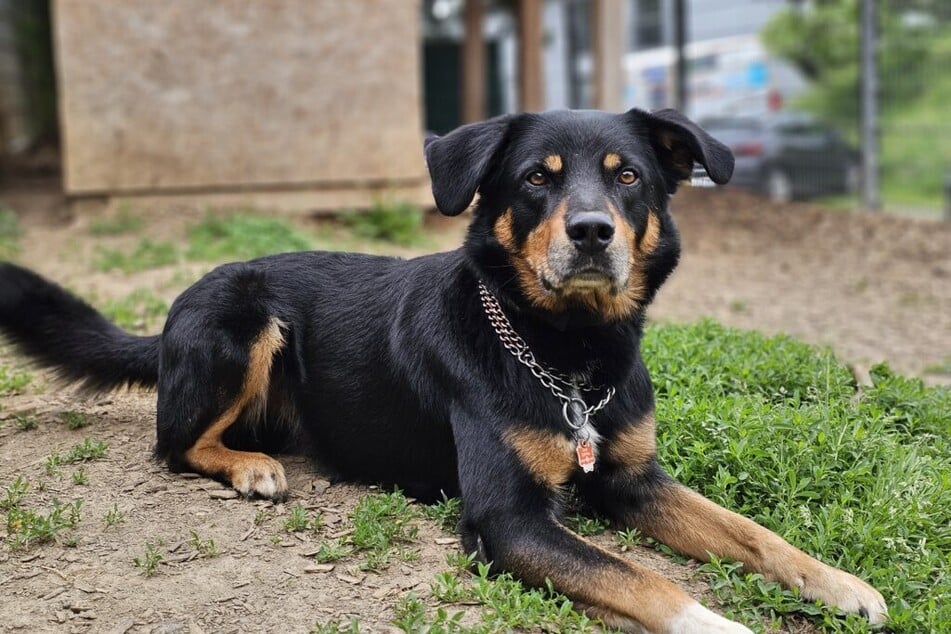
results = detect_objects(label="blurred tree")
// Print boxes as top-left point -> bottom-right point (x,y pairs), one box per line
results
762,0 -> 941,135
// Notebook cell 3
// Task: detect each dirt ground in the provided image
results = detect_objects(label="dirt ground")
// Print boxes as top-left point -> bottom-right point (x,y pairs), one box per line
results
0,183 -> 948,633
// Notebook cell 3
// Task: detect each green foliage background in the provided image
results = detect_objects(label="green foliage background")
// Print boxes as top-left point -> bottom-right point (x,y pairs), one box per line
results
762,0 -> 951,206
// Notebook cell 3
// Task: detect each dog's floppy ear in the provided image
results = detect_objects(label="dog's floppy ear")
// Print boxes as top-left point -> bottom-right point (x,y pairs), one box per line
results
632,108 -> 734,193
424,115 -> 514,216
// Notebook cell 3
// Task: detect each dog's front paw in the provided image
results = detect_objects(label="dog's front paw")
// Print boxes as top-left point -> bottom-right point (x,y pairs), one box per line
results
666,603 -> 752,634
228,453 -> 288,501
800,563 -> 887,624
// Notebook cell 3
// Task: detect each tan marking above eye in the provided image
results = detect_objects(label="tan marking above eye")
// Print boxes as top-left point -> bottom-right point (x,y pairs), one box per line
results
543,154 -> 563,173
603,152 -> 622,170
618,169 -> 639,185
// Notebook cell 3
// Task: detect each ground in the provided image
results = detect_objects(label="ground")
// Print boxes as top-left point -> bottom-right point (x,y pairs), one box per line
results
0,185 -> 948,633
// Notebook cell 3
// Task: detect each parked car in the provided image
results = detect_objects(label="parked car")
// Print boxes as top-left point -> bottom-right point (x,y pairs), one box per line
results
700,114 -> 859,202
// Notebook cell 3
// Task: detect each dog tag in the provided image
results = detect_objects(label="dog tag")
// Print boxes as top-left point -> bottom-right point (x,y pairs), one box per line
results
576,438 -> 596,473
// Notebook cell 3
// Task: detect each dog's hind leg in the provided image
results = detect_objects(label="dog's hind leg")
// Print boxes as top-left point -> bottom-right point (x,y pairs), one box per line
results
156,295 -> 289,500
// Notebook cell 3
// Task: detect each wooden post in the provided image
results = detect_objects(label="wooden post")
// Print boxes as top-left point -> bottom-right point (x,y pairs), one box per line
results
517,0 -> 544,112
591,0 -> 627,112
462,0 -> 486,123
672,0 -> 687,111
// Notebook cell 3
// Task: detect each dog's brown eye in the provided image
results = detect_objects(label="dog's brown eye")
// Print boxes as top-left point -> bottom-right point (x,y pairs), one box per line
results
618,169 -> 639,185
527,171 -> 548,187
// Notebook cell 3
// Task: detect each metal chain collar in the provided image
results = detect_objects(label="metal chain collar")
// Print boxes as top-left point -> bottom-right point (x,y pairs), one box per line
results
477,281 -> 615,436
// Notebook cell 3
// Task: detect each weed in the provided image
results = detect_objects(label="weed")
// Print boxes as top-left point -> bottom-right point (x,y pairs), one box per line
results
189,530 -> 219,557
95,239 -> 179,273
341,200 -> 424,246
89,206 -> 145,236
99,289 -> 169,332
393,592 -> 470,632
564,514 -> 607,537
186,213 -> 313,262
0,364 -> 31,395
613,528 -> 642,552
133,542 -> 163,576
15,413 -> 38,431
0,207 -> 21,258
409,562 -> 605,632
284,503 -> 323,533
314,539 -> 350,564
422,494 -> 462,533
1,476 -> 28,511
46,439 -> 108,475
431,570 -> 470,603
5,498 -> 82,550
348,490 -> 419,571
729,299 -> 749,313
65,438 -> 108,462
44,453 -> 62,475
104,503 -> 125,528
253,509 -> 273,526
309,619 -> 362,634
60,410 -> 89,430
445,550 -> 477,573
923,357 -> 951,376
71,468 -> 88,486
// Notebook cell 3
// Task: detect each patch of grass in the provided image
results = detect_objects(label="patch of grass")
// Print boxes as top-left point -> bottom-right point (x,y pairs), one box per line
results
0,364 -> 32,395
95,239 -> 179,273
310,619 -> 362,634
394,593 -> 467,632
14,413 -> 38,431
283,503 -> 323,533
64,438 -> 108,463
923,357 -> 951,376
99,288 -> 169,332
133,542 -> 163,576
104,503 -> 125,528
46,439 -> 108,475
642,320 -> 951,632
422,495 -> 462,533
71,468 -> 88,486
346,490 -> 419,572
44,453 -> 62,475
89,206 -> 145,236
341,200 -> 425,246
0,207 -> 21,259
186,212 -> 314,262
5,498 -> 82,550
314,539 -> 350,564
253,509 -> 273,526
613,527 -> 642,552
564,514 -> 607,537
411,562 -> 608,633
1,476 -> 28,511
189,530 -> 219,557
59,410 -> 89,430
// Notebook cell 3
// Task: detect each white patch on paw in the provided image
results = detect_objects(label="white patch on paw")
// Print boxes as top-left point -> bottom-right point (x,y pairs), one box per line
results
667,603 -> 752,634
802,564 -> 888,624
230,455 -> 287,500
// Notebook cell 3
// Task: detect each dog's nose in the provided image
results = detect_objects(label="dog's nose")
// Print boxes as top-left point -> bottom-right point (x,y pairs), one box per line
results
565,211 -> 615,254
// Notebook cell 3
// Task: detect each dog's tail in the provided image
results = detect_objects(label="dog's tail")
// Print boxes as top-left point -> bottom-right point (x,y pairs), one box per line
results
0,262 -> 160,393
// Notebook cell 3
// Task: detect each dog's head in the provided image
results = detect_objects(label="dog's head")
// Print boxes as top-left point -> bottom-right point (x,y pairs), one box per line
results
425,109 -> 733,323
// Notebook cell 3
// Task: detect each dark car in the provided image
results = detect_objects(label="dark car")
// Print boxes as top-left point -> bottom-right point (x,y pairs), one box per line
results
700,114 -> 859,202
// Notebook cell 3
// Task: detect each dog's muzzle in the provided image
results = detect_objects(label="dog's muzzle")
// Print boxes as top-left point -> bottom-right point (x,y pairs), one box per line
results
543,210 -> 629,294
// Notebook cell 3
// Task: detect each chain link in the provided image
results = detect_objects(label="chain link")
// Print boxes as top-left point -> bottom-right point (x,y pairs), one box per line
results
478,281 -> 615,433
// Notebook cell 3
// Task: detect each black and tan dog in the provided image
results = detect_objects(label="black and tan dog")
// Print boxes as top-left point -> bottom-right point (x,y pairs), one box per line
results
0,109 -> 886,632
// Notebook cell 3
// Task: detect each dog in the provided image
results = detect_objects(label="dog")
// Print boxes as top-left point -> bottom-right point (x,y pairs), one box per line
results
0,108 -> 886,632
